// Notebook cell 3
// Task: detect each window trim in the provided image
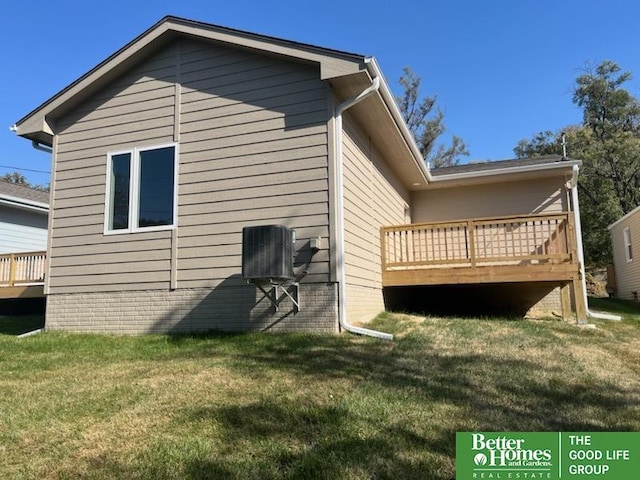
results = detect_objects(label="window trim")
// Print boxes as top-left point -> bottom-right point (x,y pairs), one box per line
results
104,142 -> 178,235
623,226 -> 633,263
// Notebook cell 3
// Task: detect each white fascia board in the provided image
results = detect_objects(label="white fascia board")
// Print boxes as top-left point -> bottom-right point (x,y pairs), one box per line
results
608,204 -> 640,230
0,195 -> 49,213
364,57 -> 431,184
429,160 -> 582,184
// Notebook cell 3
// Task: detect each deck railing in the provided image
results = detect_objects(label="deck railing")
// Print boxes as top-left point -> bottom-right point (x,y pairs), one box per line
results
381,213 -> 576,272
0,251 -> 47,286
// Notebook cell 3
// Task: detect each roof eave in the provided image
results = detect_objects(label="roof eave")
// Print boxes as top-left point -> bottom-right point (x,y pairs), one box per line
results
0,195 -> 49,213
430,159 -> 582,184
14,16 -> 366,141
364,57 -> 431,186
608,204 -> 640,230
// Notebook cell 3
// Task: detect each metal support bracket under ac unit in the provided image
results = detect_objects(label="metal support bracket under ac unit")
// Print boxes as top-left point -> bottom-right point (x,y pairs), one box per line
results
254,281 -> 300,313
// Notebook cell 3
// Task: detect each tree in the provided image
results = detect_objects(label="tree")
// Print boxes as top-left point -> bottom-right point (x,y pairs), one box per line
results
0,171 -> 49,192
1,172 -> 29,185
396,67 -> 468,168
514,61 -> 640,266
573,61 -> 640,215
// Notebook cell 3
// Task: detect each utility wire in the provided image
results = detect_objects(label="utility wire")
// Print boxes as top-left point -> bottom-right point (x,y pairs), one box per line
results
0,164 -> 50,174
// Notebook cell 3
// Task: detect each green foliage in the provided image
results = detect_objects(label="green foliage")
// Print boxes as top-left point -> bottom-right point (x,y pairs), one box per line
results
515,61 -> 640,266
513,130 -> 558,158
0,171 -> 49,192
0,171 -> 29,185
397,67 -> 469,168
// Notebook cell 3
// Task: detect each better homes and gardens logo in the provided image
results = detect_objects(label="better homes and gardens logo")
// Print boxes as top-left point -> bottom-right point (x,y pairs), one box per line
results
456,432 -> 640,479
461,433 -> 554,478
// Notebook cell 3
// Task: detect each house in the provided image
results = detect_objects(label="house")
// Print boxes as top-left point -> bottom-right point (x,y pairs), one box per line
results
608,205 -> 640,300
12,16 -> 587,334
0,180 -> 49,254
0,180 -> 48,298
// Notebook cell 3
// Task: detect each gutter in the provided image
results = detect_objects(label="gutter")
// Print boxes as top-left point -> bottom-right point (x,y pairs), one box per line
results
334,59 -> 392,341
569,165 -> 621,322
430,160 -> 582,183
31,140 -> 53,154
0,195 -> 49,213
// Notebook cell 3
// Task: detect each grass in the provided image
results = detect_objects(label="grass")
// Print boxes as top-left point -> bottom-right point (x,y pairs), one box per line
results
0,298 -> 639,479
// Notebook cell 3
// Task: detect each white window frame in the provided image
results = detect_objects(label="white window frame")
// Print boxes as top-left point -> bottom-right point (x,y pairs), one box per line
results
104,142 -> 179,235
623,227 -> 633,262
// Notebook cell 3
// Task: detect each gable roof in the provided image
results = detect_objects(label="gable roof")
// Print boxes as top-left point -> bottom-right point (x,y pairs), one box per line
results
13,16 -> 432,190
12,16 -> 582,192
0,180 -> 49,213
13,16 -> 367,147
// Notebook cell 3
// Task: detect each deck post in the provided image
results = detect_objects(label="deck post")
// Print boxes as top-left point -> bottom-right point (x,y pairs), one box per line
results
573,277 -> 588,324
380,227 -> 387,273
560,282 -> 572,321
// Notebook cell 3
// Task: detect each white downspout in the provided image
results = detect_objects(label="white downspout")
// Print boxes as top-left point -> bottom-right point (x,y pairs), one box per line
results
334,64 -> 392,341
570,165 -> 621,321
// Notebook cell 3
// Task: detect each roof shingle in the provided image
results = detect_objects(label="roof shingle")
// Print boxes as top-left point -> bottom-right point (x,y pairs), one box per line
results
0,180 -> 50,205
431,155 -> 577,176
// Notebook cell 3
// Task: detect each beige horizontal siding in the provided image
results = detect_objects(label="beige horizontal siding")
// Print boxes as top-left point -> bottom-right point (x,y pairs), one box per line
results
176,36 -> 330,291
51,45 -> 178,294
49,36 -> 331,296
610,212 -> 640,300
181,144 -> 327,174
411,177 -> 568,223
178,226 -> 327,248
53,239 -> 171,258
55,164 -> 104,181
181,190 -> 327,217
341,113 -> 409,323
50,282 -> 170,295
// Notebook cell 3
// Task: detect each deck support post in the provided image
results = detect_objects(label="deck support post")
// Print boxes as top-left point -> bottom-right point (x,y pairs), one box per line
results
573,277 -> 588,324
560,282 -> 572,321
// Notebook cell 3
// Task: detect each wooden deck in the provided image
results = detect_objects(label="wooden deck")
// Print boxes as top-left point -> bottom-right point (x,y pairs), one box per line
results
0,251 -> 46,299
381,212 -> 586,320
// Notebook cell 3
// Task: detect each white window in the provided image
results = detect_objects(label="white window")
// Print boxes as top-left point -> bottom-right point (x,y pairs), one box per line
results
105,143 -> 178,234
623,227 -> 633,262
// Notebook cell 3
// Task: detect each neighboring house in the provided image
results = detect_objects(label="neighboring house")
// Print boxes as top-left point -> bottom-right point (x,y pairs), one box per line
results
0,180 -> 48,298
0,180 -> 49,254
608,206 -> 640,300
12,16 -> 587,333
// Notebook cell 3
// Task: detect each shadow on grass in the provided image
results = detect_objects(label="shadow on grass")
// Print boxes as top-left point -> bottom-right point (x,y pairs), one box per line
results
46,318 -> 640,480
0,314 -> 45,335
589,296 -> 640,316
179,401 -> 440,480
171,333 -> 637,478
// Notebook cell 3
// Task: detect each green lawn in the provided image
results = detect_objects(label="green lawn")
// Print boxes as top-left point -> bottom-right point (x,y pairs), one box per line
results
1,299 -> 639,480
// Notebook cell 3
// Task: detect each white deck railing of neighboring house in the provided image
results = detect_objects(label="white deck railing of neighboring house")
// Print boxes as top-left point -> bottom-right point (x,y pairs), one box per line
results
0,251 -> 47,287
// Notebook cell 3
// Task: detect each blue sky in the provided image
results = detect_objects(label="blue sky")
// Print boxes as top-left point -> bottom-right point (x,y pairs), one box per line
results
2,0 -> 639,186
